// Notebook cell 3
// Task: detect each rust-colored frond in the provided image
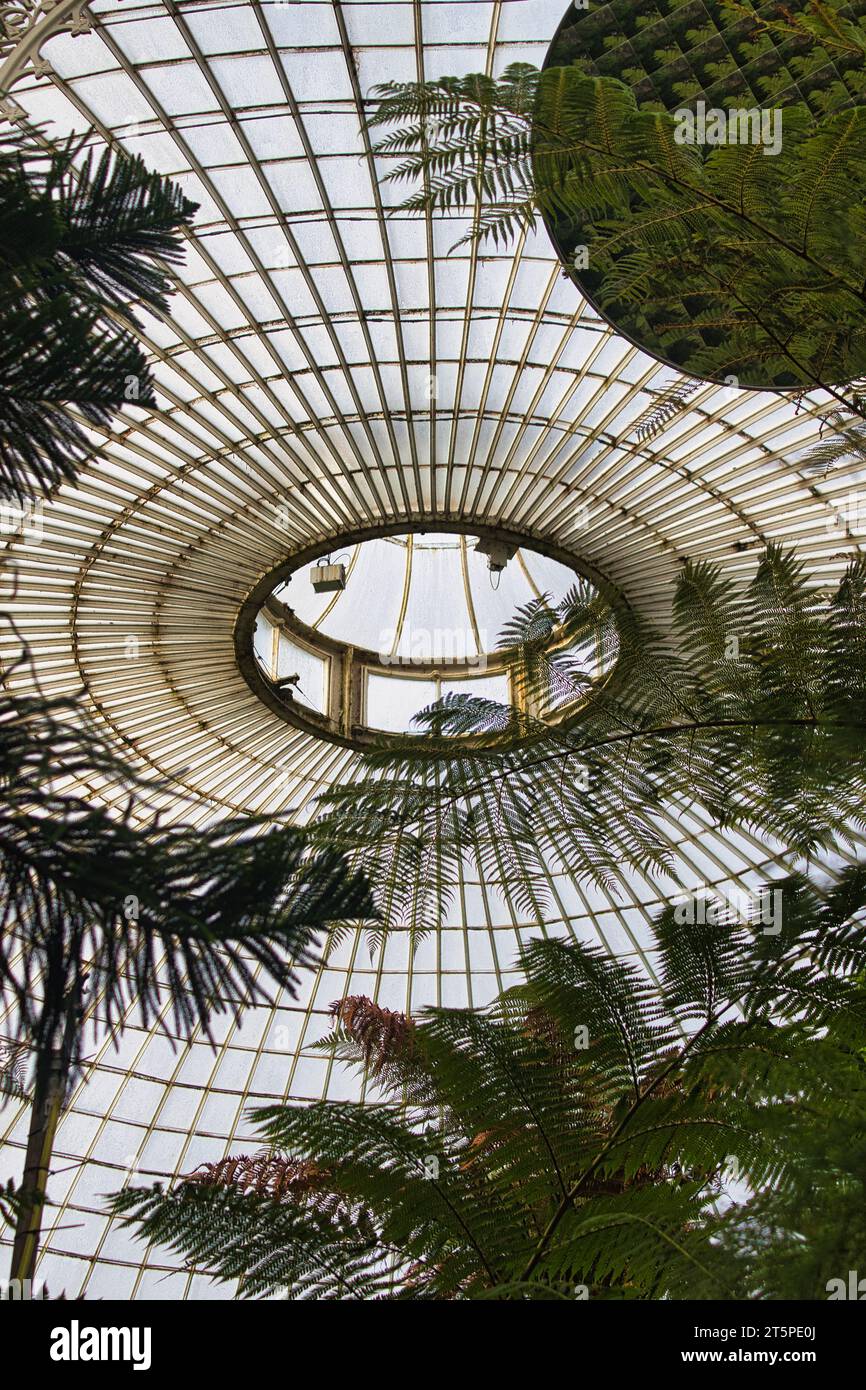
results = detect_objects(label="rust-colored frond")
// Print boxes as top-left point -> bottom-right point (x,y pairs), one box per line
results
522,1005 -> 563,1048
459,1123 -> 523,1171
184,1153 -> 330,1201
329,995 -> 415,1072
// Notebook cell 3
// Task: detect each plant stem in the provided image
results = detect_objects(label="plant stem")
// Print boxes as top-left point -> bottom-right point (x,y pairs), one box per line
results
10,1050 -> 65,1283
517,1009 -> 723,1284
398,715 -> 866,807
10,986 -> 81,1283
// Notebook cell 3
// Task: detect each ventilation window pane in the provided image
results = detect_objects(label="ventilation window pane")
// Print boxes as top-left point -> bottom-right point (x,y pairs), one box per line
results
366,673 -> 436,732
440,672 -> 509,704
253,614 -> 275,673
276,633 -> 327,713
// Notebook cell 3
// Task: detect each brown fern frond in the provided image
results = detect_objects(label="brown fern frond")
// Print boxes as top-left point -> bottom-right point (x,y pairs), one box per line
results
459,1124 -> 521,1170
329,995 -> 415,1072
182,1152 -> 375,1236
184,1153 -> 330,1202
522,1004 -> 564,1048
402,1259 -> 461,1298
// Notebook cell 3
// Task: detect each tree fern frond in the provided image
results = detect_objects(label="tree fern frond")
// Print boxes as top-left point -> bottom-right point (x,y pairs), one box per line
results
111,874 -> 866,1298
366,56 -> 866,401
328,996 -> 415,1075
630,378 -> 700,442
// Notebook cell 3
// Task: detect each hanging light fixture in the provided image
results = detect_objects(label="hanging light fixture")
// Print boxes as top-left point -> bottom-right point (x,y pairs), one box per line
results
310,560 -> 347,593
474,537 -> 516,573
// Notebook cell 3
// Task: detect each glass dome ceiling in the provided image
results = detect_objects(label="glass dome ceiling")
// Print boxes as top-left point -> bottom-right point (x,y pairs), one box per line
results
0,0 -> 863,1299
276,531 -> 577,658
248,528 -> 602,736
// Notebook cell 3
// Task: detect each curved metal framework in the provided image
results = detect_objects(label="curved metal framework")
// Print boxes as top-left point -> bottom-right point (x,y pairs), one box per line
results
236,518 -> 622,748
0,0 -> 93,104
0,0 -> 863,1299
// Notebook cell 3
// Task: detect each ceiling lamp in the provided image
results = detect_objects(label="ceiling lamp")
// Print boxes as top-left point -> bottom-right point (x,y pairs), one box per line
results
310,561 -> 347,594
474,537 -> 517,573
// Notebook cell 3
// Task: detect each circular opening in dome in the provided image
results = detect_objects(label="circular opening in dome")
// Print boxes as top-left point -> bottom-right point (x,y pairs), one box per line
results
542,0 -> 866,391
235,522 -> 623,750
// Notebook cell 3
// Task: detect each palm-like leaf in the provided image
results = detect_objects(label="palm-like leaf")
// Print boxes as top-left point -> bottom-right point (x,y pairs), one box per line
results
0,685 -> 376,1069
0,672 -> 375,1283
0,1179 -> 22,1232
0,1040 -> 29,1105
0,129 -> 197,501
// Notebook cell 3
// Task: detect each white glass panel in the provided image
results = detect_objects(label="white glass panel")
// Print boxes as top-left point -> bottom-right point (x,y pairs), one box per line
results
287,539 -> 406,651
253,613 -> 275,674
464,541 -> 536,648
440,672 -> 510,705
276,633 -> 328,713
366,673 -> 437,733
394,539 -> 477,662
